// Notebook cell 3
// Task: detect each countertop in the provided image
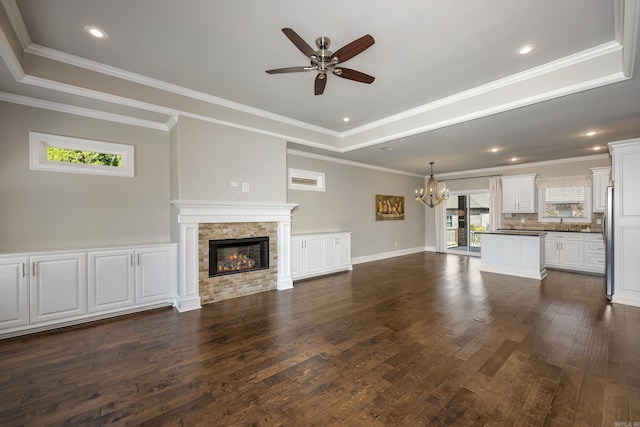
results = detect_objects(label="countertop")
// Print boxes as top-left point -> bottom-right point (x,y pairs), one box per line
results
497,228 -> 602,234
481,230 -> 547,236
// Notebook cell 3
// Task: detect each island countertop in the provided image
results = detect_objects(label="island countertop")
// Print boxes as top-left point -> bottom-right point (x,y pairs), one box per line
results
480,230 -> 547,236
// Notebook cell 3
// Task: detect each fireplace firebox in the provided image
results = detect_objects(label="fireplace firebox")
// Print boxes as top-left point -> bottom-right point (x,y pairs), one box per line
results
209,237 -> 269,277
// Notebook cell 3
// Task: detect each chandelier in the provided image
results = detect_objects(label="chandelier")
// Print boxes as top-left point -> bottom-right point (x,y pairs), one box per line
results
415,162 -> 449,208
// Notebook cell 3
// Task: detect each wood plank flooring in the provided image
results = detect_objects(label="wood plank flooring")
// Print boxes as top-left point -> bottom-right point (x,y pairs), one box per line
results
0,252 -> 638,426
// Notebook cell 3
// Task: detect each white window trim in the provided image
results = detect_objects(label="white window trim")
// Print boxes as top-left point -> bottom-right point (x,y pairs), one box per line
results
537,187 -> 592,224
288,168 -> 325,192
29,132 -> 135,177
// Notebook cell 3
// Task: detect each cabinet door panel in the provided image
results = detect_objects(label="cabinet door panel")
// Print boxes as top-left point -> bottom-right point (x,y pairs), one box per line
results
558,241 -> 583,267
136,248 -> 176,303
321,236 -> 337,269
336,234 -> 351,267
544,239 -> 560,264
502,179 -> 519,212
0,258 -> 29,329
303,238 -> 322,274
30,254 -> 86,323
290,238 -> 303,276
89,250 -> 135,312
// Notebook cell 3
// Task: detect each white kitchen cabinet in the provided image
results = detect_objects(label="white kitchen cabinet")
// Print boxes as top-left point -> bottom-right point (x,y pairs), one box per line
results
609,138 -> 640,307
545,232 -> 584,270
292,232 -> 352,280
0,243 -> 177,338
88,249 -> 135,312
544,232 -> 605,274
0,257 -> 29,329
502,174 -> 537,213
584,234 -> 606,274
29,252 -> 87,324
591,167 -> 611,213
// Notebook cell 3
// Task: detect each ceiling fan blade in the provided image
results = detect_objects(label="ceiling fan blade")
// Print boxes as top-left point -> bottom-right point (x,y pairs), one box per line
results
331,34 -> 375,63
281,28 -> 317,58
314,74 -> 327,95
333,67 -> 375,84
266,66 -> 312,74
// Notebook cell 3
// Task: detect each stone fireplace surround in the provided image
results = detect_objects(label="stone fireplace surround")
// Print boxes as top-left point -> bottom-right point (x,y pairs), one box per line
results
171,200 -> 298,312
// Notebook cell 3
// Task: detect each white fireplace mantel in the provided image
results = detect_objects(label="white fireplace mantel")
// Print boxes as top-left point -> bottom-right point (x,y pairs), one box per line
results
170,200 -> 298,312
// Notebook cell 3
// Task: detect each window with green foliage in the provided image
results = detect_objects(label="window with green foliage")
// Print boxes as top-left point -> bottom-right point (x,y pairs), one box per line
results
47,147 -> 123,167
30,132 -> 134,177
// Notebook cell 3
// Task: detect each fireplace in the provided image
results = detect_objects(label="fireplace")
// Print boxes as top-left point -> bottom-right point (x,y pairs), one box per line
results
209,236 -> 269,277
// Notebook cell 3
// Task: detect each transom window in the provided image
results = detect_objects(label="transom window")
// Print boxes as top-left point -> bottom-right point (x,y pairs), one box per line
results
29,132 -> 134,177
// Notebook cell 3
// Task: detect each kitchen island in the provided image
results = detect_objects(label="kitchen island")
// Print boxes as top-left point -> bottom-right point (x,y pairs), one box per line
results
479,230 -> 547,279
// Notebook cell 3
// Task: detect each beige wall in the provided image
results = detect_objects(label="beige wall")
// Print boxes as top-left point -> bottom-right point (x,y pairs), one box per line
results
0,102 -> 170,252
171,116 -> 287,202
287,152 -> 426,258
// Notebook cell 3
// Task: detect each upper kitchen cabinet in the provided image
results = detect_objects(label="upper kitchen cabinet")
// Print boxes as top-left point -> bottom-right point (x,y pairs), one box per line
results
591,167 -> 611,213
502,174 -> 537,213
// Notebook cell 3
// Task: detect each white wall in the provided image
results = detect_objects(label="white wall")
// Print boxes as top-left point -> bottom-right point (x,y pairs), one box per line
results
0,102 -> 171,252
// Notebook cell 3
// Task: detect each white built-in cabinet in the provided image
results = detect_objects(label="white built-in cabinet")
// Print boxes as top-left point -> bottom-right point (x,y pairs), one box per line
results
292,232 -> 352,280
501,174 -> 537,213
590,167 -> 611,213
0,257 -> 30,329
1,243 -> 176,338
544,232 -> 604,274
609,138 -> 640,307
30,252 -> 87,324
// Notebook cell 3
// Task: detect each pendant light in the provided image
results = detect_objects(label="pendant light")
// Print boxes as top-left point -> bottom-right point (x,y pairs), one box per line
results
415,162 -> 449,207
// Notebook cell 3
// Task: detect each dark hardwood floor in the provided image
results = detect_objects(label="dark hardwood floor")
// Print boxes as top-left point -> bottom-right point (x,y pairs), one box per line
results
1,252 -> 638,426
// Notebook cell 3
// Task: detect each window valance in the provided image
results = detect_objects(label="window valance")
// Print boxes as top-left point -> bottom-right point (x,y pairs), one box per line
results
535,175 -> 592,189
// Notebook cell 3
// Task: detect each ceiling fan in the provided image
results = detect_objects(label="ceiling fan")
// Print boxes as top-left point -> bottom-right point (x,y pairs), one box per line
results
266,28 -> 375,95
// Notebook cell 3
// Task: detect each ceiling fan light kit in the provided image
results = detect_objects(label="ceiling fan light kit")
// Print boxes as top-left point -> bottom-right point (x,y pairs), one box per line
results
266,28 -> 375,95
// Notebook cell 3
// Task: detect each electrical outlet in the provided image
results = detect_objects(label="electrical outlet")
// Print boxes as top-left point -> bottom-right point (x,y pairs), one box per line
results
597,218 -> 602,224
230,181 -> 239,187
520,218 -> 525,224
242,182 -> 250,193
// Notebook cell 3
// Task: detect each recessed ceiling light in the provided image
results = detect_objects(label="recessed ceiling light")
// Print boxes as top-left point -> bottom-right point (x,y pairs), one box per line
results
84,25 -> 109,39
510,157 -> 519,162
593,146 -> 603,151
517,44 -> 534,55
585,130 -> 598,136
343,117 -> 350,122
379,146 -> 393,151
490,147 -> 500,153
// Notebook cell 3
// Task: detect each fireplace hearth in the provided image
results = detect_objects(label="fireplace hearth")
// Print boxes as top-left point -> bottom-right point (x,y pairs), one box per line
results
209,236 -> 269,277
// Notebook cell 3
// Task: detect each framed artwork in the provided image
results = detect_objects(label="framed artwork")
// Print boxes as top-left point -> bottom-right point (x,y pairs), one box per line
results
376,195 -> 404,220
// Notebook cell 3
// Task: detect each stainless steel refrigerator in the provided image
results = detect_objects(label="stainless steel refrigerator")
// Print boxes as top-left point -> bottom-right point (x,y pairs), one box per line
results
604,186 -> 614,300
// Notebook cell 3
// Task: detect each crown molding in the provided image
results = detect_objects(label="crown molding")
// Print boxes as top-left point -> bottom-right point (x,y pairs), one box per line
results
620,0 -> 639,77
287,148 -> 424,178
24,43 -> 341,138
0,91 -> 170,130
341,41 -> 623,140
436,153 -> 611,179
338,71 -> 627,153
0,0 -> 29,49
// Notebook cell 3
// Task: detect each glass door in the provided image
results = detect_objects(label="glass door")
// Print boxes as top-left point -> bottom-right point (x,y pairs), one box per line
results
445,192 -> 490,256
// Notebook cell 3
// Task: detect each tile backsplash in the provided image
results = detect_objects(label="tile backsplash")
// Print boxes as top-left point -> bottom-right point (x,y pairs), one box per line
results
502,212 -> 604,232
